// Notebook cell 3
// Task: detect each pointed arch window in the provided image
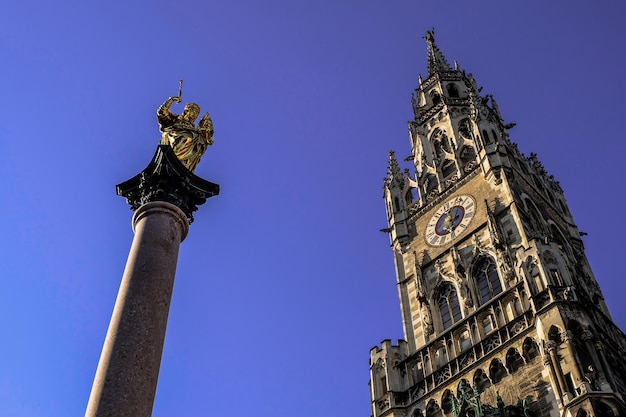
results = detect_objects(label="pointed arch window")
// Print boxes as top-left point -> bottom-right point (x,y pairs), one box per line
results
460,146 -> 475,161
437,283 -> 462,330
446,84 -> 459,98
425,174 -> 438,193
474,258 -> 502,304
458,119 -> 473,140
431,129 -> 451,158
441,134 -> 452,153
430,90 -> 442,106
405,190 -> 414,204
434,140 -> 443,159
441,390 -> 454,414
441,160 -> 456,179
482,129 -> 491,145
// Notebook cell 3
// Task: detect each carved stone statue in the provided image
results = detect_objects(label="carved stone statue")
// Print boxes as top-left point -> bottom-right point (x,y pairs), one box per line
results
420,301 -> 434,336
158,96 -> 214,173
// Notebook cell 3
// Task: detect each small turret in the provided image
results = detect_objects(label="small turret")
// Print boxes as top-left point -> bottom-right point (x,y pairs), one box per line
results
383,151 -> 411,247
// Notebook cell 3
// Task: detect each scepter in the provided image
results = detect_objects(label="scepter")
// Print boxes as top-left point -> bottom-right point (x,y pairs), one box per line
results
177,79 -> 183,101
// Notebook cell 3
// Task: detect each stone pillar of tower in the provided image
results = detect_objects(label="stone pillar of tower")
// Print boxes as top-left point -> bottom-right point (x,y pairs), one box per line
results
85,144 -> 219,417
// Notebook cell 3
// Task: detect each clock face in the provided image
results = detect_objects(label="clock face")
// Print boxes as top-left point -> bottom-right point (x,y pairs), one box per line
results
425,195 -> 475,246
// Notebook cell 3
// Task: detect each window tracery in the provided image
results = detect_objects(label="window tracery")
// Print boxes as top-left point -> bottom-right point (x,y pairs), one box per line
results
473,257 -> 503,305
489,359 -> 507,383
425,400 -> 443,417
441,160 -> 456,179
458,119 -> 472,139
474,369 -> 491,393
441,390 -> 454,414
437,283 -> 462,330
430,90 -> 442,106
522,337 -> 539,362
505,348 -> 525,373
431,129 -> 452,159
482,129 -> 491,145
446,83 -> 459,98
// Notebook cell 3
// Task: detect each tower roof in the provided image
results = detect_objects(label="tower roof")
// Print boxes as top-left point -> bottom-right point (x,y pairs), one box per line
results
425,30 -> 452,76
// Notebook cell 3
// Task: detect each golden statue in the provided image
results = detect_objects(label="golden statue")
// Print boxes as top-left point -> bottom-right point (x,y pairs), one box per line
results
157,84 -> 214,172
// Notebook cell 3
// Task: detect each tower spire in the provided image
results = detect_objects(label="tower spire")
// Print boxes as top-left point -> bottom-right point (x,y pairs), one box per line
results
425,29 -> 452,76
386,150 -> 404,188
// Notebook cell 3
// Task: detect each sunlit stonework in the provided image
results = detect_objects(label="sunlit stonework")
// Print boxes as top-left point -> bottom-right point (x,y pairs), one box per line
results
371,31 -> 626,417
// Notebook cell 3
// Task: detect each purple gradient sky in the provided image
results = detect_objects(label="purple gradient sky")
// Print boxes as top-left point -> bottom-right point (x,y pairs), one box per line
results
0,1 -> 625,416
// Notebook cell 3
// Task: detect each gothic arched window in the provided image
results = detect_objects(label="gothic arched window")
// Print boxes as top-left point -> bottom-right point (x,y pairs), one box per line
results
522,337 -> 539,362
459,119 -> 472,139
548,325 -> 562,344
405,190 -> 414,204
441,134 -> 452,153
425,400 -> 443,417
482,129 -> 491,145
474,258 -> 502,304
441,390 -> 454,414
431,129 -> 451,159
437,283 -> 462,330
441,160 -> 457,179
434,141 -> 443,159
489,359 -> 507,383
425,174 -> 438,193
505,348 -> 525,374
447,83 -> 460,98
430,90 -> 442,106
474,369 -> 491,393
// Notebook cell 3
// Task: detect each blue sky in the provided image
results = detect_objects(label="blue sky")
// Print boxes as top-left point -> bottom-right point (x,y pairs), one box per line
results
1,1 -> 625,416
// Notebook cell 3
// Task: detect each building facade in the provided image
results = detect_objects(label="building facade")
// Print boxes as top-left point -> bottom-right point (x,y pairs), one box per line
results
369,32 -> 626,417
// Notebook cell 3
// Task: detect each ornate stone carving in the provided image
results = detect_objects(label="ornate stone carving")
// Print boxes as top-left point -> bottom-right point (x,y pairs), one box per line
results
413,252 -> 427,300
420,300 -> 434,337
450,247 -> 473,309
581,329 -> 594,342
116,145 -> 220,223
545,340 -> 557,354
471,233 -> 484,257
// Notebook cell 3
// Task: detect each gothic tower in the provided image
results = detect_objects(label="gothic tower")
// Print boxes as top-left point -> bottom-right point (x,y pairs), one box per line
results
370,31 -> 626,417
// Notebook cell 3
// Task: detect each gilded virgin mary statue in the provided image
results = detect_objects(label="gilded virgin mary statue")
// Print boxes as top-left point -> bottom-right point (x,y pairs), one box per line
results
157,96 -> 214,173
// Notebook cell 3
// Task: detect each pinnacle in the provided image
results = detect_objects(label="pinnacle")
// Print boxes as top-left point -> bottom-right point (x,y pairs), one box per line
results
387,150 -> 403,181
425,30 -> 452,76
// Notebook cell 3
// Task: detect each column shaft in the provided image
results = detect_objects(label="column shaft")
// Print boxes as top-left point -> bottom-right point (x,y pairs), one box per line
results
86,202 -> 189,417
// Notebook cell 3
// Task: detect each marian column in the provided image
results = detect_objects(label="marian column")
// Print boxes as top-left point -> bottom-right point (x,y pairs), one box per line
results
86,95 -> 219,417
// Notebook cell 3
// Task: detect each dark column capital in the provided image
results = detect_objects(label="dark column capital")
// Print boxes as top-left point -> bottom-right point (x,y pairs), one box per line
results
116,145 -> 219,223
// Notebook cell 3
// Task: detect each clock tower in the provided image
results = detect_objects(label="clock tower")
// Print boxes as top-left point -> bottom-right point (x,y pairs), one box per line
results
370,31 -> 626,417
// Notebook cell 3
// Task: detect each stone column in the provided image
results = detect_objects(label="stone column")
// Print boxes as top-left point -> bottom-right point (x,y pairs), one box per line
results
85,145 -> 219,417
563,331 -> 584,392
593,340 -> 616,392
86,202 -> 188,417
546,341 -> 569,401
